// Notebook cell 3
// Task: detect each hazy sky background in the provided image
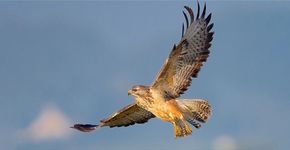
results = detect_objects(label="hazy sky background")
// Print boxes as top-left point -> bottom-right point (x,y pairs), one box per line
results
1,1 -> 290,150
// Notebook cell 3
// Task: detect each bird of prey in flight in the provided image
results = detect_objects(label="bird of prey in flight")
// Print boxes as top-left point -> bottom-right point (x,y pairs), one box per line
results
72,1 -> 214,138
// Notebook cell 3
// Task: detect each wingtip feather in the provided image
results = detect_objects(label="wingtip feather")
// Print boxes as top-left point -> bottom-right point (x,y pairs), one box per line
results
184,5 -> 194,23
71,124 -> 100,132
205,13 -> 212,24
201,2 -> 206,18
207,23 -> 214,32
182,11 -> 189,29
196,0 -> 200,20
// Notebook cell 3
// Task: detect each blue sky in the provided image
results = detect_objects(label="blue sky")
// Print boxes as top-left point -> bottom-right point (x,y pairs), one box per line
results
1,1 -> 290,150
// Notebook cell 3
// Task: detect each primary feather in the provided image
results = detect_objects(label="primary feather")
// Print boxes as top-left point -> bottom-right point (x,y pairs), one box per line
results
152,3 -> 214,99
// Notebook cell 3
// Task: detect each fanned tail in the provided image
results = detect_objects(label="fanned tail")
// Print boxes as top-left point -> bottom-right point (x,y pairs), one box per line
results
177,99 -> 212,129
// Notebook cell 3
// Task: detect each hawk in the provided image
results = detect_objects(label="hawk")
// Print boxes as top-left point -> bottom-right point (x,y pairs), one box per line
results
72,2 -> 214,137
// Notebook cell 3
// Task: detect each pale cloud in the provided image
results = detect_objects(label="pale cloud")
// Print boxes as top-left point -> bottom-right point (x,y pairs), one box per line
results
213,135 -> 237,150
24,104 -> 71,141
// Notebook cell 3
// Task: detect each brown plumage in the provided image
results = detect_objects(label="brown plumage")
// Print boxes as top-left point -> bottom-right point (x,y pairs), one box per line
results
72,1 -> 214,138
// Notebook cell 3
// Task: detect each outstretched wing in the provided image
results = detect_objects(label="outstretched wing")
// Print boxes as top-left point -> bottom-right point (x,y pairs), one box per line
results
152,2 -> 214,99
72,103 -> 155,132
100,103 -> 155,128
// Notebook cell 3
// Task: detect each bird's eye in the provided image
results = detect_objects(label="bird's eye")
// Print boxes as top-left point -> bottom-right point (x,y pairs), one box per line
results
132,88 -> 137,92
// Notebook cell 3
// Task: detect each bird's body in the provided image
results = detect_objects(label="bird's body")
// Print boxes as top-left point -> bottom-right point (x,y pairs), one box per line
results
72,1 -> 214,138
134,88 -> 181,122
127,85 -> 211,137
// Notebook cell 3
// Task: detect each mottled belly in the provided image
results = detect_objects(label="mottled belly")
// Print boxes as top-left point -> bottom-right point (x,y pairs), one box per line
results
137,98 -> 183,122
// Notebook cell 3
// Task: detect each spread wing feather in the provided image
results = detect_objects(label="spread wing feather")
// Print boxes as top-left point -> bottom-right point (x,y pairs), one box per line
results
152,2 -> 214,99
72,103 -> 155,132
100,103 -> 155,128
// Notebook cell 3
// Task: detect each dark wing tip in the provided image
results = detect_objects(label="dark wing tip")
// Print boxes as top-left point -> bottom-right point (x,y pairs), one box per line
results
208,32 -> 214,38
207,32 -> 214,44
71,124 -> 98,132
181,23 -> 185,38
182,11 -> 189,29
201,2 -> 207,18
205,13 -> 212,24
207,23 -> 214,32
196,0 -> 200,20
184,5 -> 194,23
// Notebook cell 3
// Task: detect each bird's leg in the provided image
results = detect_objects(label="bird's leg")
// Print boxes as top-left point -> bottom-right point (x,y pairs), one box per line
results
179,114 -> 192,135
172,122 -> 182,137
182,120 -> 192,135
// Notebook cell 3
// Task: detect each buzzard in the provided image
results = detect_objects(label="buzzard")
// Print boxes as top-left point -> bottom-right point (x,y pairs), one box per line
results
72,2 -> 214,137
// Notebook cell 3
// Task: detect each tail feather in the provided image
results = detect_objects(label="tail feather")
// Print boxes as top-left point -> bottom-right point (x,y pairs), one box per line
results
186,117 -> 201,128
177,99 -> 212,127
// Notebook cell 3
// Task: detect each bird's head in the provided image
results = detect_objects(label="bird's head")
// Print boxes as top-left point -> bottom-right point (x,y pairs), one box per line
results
128,85 -> 149,97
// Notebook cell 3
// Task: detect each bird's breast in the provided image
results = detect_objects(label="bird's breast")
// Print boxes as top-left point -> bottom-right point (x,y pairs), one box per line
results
136,96 -> 183,122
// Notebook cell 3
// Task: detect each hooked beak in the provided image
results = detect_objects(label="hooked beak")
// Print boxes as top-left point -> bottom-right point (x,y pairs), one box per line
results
128,89 -> 133,96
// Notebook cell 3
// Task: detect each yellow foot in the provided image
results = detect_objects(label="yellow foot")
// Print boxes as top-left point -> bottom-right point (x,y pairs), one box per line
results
184,121 -> 192,136
173,121 -> 192,138
173,122 -> 182,137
